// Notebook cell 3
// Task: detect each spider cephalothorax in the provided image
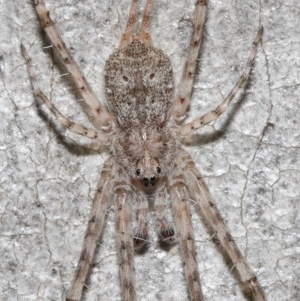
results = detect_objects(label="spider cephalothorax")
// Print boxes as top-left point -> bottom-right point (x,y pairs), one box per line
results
114,125 -> 177,189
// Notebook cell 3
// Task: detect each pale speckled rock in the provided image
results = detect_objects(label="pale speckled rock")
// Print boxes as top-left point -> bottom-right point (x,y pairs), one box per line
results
1,0 -> 300,301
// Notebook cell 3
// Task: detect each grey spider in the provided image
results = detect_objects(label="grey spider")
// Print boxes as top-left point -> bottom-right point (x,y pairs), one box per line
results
21,0 -> 265,300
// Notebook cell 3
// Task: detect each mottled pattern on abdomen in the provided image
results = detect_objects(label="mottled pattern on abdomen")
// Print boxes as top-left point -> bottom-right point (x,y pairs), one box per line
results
104,39 -> 174,127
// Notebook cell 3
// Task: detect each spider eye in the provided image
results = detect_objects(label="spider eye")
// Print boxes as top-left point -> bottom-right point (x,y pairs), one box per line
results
136,169 -> 141,176
156,167 -> 161,174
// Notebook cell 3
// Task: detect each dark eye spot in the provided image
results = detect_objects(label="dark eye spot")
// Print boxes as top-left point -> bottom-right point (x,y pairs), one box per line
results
136,169 -> 141,176
156,167 -> 161,174
150,73 -> 155,80
123,76 -> 128,82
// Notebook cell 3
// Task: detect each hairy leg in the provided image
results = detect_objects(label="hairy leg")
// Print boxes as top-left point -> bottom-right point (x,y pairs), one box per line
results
133,191 -> 149,249
170,0 -> 207,122
66,157 -> 115,301
114,179 -> 135,301
21,44 -> 109,143
178,148 -> 266,301
34,0 -> 113,128
155,186 -> 175,243
139,0 -> 153,46
178,27 -> 263,137
119,0 -> 138,48
168,174 -> 204,301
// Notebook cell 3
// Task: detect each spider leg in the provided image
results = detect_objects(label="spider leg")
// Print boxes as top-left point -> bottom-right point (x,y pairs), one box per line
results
170,0 -> 207,122
155,186 -> 175,243
21,44 -> 109,143
114,179 -> 135,301
33,0 -> 113,129
178,148 -> 266,301
133,191 -> 149,249
178,27 -> 263,137
66,157 -> 115,301
119,0 -> 138,48
168,173 -> 204,301
139,0 -> 153,46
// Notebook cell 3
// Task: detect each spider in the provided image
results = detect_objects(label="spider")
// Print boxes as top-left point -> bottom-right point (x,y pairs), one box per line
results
21,0 -> 265,300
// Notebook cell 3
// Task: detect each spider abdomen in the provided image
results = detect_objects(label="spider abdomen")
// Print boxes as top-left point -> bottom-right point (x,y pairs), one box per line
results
104,39 -> 174,127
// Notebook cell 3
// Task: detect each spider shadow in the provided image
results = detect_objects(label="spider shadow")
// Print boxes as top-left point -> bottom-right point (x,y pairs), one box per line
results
34,102 -> 105,156
183,89 -> 250,148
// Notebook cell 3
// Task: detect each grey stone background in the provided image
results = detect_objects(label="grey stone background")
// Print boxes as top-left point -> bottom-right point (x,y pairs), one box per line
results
0,0 -> 299,300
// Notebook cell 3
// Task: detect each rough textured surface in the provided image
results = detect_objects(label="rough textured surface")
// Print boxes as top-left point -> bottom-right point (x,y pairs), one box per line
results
1,0 -> 299,300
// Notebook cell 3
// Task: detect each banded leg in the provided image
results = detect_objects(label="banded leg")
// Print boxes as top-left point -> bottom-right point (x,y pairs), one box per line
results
133,191 -> 149,249
21,45 -> 109,143
170,0 -> 207,122
66,157 -> 115,301
168,174 -> 204,301
34,0 -> 113,128
178,27 -> 263,137
114,181 -> 135,301
119,0 -> 138,48
178,148 -> 266,301
139,0 -> 153,46
155,187 -> 175,243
